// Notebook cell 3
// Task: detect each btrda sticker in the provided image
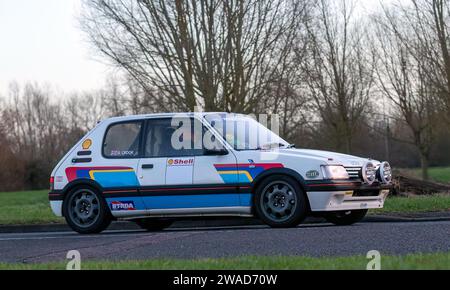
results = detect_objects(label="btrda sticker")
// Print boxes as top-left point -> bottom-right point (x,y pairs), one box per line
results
111,201 -> 136,211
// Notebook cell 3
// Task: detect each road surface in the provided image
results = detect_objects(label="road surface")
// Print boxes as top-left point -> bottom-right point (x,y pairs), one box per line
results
0,221 -> 449,263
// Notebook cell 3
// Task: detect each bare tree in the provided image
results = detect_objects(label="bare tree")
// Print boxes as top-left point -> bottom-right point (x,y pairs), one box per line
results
1,83 -> 100,189
372,2 -> 446,180
257,2 -> 313,140
418,0 -> 450,117
65,91 -> 106,132
386,1 -> 450,120
81,0 -> 310,113
300,0 -> 375,153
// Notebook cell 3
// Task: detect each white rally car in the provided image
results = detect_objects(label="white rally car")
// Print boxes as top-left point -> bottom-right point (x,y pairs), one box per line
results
49,113 -> 392,234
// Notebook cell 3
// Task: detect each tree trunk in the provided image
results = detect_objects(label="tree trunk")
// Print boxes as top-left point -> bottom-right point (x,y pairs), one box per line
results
420,152 -> 430,181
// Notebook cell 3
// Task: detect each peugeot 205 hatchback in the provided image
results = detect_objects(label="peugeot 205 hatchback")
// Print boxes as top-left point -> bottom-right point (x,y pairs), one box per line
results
49,113 -> 393,234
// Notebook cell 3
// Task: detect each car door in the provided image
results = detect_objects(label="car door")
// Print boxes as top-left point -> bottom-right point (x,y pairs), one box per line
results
138,116 -> 242,212
137,118 -> 176,210
138,118 -> 195,211
192,117 -> 243,208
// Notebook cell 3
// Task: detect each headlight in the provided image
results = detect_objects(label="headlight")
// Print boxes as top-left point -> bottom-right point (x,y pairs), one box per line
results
321,165 -> 349,180
378,161 -> 392,184
362,162 -> 376,185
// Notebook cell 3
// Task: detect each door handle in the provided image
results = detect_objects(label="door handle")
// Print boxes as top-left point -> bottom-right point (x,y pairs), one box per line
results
142,164 -> 154,169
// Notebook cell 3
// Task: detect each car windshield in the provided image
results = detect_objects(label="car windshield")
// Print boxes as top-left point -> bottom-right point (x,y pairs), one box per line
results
204,114 -> 289,151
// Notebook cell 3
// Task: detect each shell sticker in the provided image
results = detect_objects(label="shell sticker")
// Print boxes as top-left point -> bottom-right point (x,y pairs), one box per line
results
82,139 -> 93,150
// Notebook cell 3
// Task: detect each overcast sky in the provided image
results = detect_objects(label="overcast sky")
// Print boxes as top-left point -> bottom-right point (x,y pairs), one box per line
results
0,0 -> 392,98
0,0 -> 109,96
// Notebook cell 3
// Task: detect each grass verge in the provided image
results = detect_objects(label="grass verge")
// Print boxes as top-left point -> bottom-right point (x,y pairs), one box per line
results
0,190 -> 63,225
0,253 -> 449,270
373,195 -> 450,214
402,167 -> 450,184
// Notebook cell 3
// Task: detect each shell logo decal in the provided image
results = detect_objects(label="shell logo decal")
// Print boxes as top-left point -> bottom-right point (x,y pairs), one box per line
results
82,139 -> 93,150
167,158 -> 194,166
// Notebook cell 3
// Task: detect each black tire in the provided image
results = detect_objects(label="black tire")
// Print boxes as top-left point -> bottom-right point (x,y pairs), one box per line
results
134,219 -> 174,231
254,175 -> 308,228
325,209 -> 368,226
63,186 -> 112,234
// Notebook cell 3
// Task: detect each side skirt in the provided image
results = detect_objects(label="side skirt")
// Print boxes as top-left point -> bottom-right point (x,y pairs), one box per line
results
111,206 -> 253,219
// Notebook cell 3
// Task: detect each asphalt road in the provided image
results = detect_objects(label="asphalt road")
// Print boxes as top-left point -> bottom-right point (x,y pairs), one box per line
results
0,221 -> 449,264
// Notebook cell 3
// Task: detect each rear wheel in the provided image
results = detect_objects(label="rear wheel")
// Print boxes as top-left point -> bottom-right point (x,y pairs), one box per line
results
134,219 -> 174,231
254,175 -> 307,228
325,209 -> 368,226
63,187 -> 112,234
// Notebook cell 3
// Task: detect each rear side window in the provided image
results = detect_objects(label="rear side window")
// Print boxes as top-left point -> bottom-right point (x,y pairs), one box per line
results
103,122 -> 142,158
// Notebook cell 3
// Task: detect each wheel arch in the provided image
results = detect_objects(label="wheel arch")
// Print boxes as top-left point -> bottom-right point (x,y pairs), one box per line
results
251,168 -> 312,212
62,179 -> 104,197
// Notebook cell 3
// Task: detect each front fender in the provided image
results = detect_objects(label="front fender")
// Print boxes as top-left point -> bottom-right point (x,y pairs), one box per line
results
251,168 -> 307,192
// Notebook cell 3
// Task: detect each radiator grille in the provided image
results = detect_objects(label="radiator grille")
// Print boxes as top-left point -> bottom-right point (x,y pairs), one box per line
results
345,167 -> 362,179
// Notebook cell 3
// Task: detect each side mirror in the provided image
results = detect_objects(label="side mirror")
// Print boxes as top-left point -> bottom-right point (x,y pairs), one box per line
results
204,148 -> 229,156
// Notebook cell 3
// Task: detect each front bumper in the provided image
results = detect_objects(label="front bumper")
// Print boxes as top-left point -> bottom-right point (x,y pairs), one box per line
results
305,181 -> 392,212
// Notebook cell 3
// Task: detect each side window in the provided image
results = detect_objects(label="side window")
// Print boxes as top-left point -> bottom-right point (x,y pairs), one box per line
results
103,122 -> 142,158
144,118 -> 205,158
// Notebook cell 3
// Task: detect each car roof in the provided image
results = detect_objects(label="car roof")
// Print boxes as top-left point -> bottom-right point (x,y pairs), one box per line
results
101,112 -> 243,124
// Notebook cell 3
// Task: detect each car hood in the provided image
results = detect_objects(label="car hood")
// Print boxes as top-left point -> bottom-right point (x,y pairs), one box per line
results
277,148 -> 378,167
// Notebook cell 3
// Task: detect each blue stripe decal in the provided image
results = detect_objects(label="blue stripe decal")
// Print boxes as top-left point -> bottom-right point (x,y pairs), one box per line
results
77,169 -> 91,179
220,174 -> 250,184
93,171 -> 139,188
239,194 -> 252,207
142,194 -> 241,209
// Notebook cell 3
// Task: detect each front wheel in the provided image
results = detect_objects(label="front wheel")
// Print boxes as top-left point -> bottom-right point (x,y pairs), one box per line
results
325,209 -> 368,226
63,187 -> 112,234
254,175 -> 308,228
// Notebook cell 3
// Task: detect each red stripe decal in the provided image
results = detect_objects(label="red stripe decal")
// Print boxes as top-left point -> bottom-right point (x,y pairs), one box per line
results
140,186 -> 237,193
103,190 -> 139,194
214,163 -> 284,170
